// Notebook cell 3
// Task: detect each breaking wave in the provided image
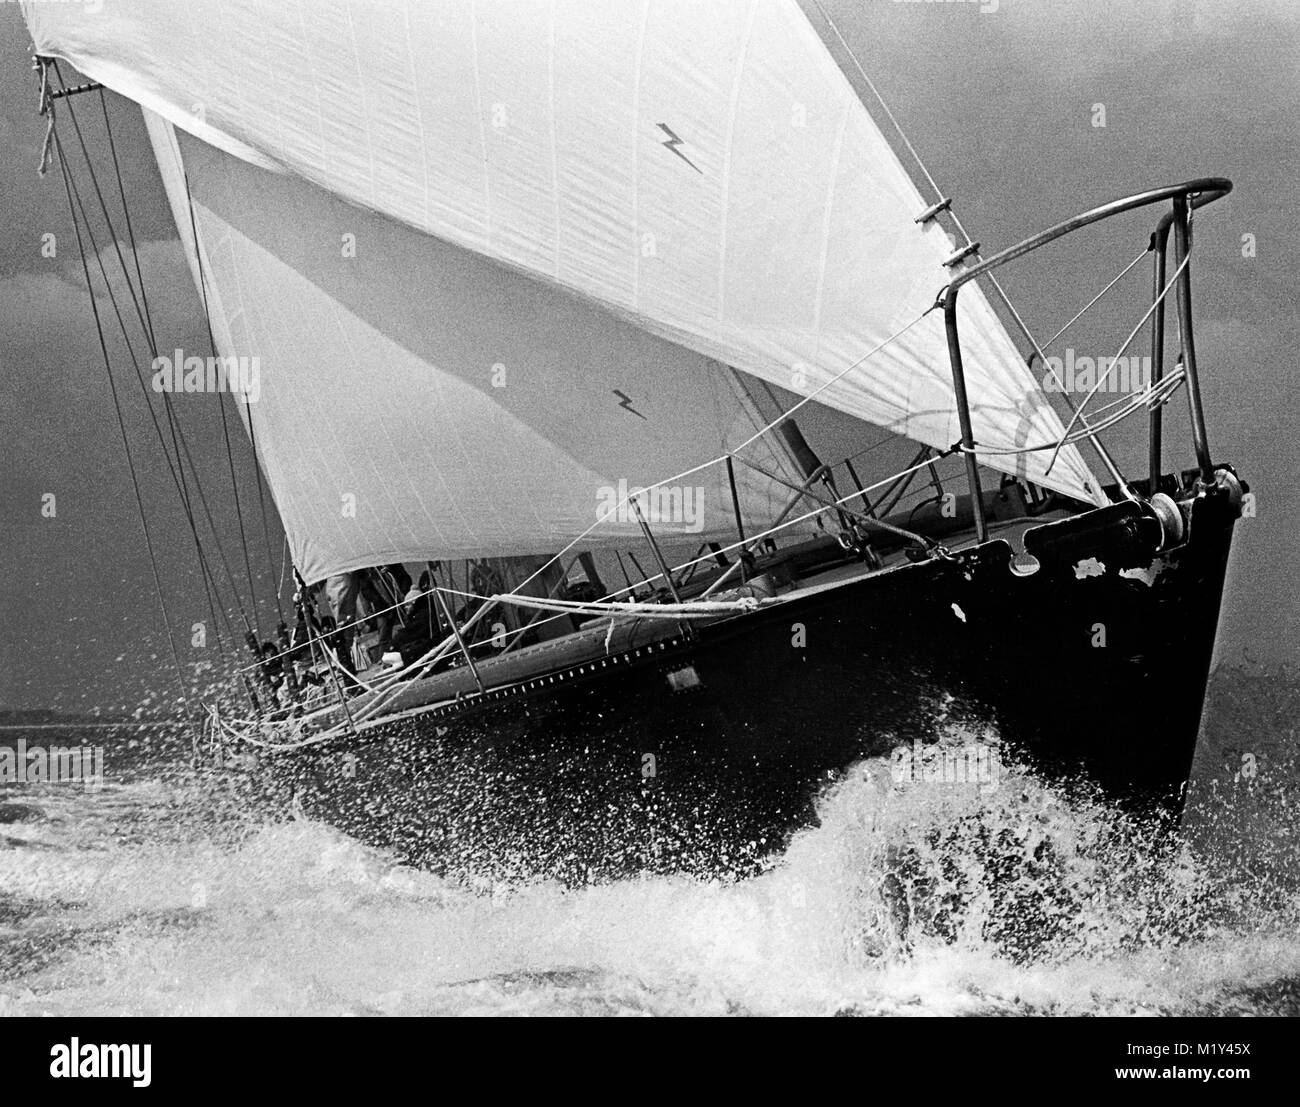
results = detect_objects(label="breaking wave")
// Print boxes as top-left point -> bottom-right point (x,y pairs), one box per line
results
1,663 -> 1296,1016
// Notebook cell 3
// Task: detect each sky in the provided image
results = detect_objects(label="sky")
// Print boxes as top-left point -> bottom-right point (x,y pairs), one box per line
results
1,0 -> 1298,714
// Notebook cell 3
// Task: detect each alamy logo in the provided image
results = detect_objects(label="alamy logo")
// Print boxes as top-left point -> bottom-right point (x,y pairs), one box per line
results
50,1039 -> 151,1088
151,348 -> 260,403
1042,349 -> 1152,395
890,739 -> 1000,794
596,479 -> 706,533
0,740 -> 104,787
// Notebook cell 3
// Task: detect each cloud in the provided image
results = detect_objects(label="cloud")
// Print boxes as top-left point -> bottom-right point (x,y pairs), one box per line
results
0,236 -> 208,419
0,235 -> 218,504
961,0 -> 1300,84
0,236 -> 195,351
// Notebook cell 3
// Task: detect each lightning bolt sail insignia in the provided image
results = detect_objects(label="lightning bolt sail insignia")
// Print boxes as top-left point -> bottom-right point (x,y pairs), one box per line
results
612,389 -> 648,420
657,124 -> 703,174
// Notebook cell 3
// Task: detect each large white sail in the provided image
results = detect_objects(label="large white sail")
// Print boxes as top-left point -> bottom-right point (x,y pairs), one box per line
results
147,115 -> 815,582
24,0 -> 1106,580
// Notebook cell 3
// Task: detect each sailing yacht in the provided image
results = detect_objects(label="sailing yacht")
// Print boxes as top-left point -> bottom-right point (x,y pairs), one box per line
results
22,1 -> 1246,880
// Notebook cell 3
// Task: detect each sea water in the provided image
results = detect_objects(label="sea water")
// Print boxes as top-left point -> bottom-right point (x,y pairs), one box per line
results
1,664 -> 1296,1017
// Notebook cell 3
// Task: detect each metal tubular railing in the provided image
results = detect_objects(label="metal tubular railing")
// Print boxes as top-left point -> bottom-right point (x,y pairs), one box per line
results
1149,220 -> 1170,492
1171,198 -> 1215,483
942,178 -> 1232,539
1148,186 -> 1229,488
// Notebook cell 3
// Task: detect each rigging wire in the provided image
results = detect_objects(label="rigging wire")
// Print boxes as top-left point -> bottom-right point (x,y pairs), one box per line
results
50,68 -> 247,657
50,64 -> 154,349
96,91 -> 234,658
230,447 -> 963,752
485,308 -> 938,616
241,444 -> 953,680
1046,249 -> 1192,474
734,308 -> 935,454
57,69 -> 199,514
964,370 -> 1185,457
50,115 -> 244,653
96,81 -> 205,566
244,403 -> 286,624
245,304 -> 943,687
1042,245 -> 1151,351
64,57 -> 269,643
52,121 -> 198,742
97,88 -> 157,350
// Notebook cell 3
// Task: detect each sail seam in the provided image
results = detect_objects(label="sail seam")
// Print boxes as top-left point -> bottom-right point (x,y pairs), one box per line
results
548,0 -> 561,277
469,0 -> 493,250
294,0 -> 330,185
342,0 -> 378,209
630,0 -> 650,311
811,95 -> 849,344
401,2 -> 432,232
717,0 -> 762,321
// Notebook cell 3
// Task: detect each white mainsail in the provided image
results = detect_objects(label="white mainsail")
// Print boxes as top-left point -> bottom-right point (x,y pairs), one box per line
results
25,0 -> 1106,582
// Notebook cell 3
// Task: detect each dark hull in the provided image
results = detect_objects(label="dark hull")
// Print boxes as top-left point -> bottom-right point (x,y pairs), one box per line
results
259,481 -> 1240,882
